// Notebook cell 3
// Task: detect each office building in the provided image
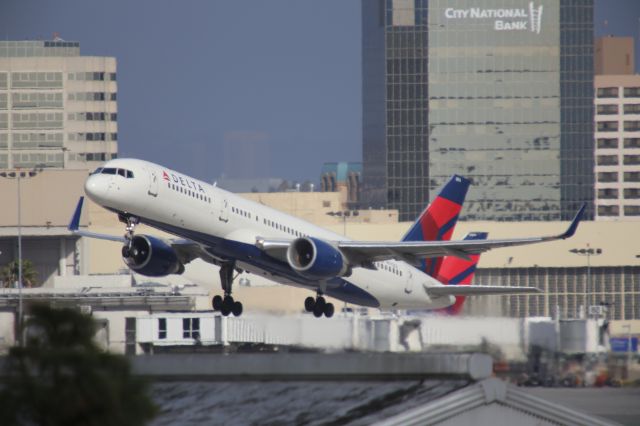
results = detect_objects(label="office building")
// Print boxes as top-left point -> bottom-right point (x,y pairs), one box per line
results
594,74 -> 640,220
362,0 -> 594,221
0,39 -> 118,170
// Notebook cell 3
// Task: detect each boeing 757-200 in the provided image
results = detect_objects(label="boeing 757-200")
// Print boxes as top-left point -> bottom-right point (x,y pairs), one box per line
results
69,158 -> 585,318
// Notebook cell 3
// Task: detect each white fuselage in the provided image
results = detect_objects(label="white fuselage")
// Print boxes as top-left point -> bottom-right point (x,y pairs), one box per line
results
84,158 -> 454,310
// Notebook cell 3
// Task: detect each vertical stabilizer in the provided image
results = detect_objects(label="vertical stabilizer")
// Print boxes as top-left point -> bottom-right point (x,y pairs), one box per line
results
401,175 -> 470,277
436,232 -> 488,315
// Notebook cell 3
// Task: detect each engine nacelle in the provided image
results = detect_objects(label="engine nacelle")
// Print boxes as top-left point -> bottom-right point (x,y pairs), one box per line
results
286,237 -> 349,279
122,235 -> 184,277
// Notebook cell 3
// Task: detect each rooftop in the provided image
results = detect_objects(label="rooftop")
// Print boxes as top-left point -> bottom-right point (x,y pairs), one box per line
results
0,40 -> 80,58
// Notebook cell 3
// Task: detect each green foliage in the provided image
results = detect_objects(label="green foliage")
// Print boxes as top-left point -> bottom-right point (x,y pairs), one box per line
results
0,304 -> 158,426
0,259 -> 38,288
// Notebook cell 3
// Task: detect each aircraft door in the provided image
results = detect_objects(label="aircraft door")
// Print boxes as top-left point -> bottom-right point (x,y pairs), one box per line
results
219,198 -> 229,223
148,168 -> 158,197
404,270 -> 413,294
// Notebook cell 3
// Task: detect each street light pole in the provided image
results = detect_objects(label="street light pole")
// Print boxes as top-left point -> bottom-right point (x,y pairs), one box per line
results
569,245 -> 603,318
17,169 -> 22,346
0,167 -> 40,346
326,210 -> 359,237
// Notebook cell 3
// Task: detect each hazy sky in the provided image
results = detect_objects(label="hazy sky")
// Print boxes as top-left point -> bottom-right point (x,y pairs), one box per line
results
1,0 -> 639,183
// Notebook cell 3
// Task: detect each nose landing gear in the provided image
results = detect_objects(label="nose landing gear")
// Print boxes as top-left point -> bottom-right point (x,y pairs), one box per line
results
211,261 -> 243,317
304,293 -> 335,318
119,214 -> 139,258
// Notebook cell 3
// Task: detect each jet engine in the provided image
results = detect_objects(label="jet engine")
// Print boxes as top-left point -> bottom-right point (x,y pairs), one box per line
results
122,235 -> 184,277
286,237 -> 349,279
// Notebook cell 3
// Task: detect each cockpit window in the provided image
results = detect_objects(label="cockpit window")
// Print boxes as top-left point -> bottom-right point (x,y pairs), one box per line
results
97,167 -> 134,178
91,167 -> 103,175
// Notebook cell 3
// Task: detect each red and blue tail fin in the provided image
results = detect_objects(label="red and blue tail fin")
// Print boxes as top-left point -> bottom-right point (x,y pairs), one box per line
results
401,175 -> 470,277
435,232 -> 488,315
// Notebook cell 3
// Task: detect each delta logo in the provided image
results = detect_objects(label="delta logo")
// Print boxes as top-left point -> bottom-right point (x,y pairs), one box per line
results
163,170 -> 205,193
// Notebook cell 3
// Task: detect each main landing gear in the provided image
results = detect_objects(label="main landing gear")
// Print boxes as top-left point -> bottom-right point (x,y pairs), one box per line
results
211,261 -> 243,317
304,293 -> 335,318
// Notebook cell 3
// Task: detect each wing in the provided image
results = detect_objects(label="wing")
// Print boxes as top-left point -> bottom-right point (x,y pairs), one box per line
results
68,197 -> 211,266
338,204 -> 585,266
256,204 -> 585,268
425,284 -> 540,296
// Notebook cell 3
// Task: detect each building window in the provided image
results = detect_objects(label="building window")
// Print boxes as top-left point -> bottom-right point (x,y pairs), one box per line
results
597,155 -> 618,166
598,205 -> 620,216
624,121 -> 640,131
12,92 -> 63,109
624,188 -> 640,199
11,72 -> 62,89
624,104 -> 640,114
624,155 -> 640,165
597,87 -> 618,98
12,112 -> 63,129
624,138 -> 640,148
596,104 -> 618,115
597,138 -> 618,149
624,206 -> 640,216
597,121 -> 618,132
182,318 -> 200,339
597,172 -> 618,183
158,318 -> 167,339
624,87 -> 640,98
624,172 -> 640,182
598,188 -> 618,199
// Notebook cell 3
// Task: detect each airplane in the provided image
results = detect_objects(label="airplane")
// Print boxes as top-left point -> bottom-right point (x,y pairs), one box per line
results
69,158 -> 586,318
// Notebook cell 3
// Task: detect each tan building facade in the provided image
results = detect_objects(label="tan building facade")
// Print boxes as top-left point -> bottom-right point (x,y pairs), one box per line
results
594,74 -> 640,220
0,40 -> 117,170
595,36 -> 634,75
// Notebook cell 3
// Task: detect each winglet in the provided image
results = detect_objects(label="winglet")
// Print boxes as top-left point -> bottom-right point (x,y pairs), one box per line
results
68,197 -> 84,232
561,203 -> 586,239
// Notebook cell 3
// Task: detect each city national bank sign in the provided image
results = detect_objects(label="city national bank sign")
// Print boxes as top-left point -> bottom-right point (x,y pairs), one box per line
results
444,2 -> 544,34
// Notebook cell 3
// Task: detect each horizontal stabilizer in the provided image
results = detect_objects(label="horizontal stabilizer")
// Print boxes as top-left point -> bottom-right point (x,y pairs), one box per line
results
426,285 -> 540,296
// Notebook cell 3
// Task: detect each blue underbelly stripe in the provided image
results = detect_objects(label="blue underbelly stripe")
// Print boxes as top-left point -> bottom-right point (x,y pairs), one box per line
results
129,214 -> 380,308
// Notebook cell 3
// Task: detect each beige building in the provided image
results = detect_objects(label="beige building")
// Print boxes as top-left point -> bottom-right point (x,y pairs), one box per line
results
594,74 -> 640,220
0,170 -> 638,320
0,39 -> 117,170
595,36 -> 634,75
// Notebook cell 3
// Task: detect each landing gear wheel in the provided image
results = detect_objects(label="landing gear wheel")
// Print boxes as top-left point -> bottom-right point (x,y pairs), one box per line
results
212,295 -> 223,311
232,301 -> 243,317
220,303 -> 231,317
304,296 -> 316,312
220,295 -> 235,317
324,303 -> 335,318
313,304 -> 324,318
216,261 -> 243,316
313,297 -> 326,318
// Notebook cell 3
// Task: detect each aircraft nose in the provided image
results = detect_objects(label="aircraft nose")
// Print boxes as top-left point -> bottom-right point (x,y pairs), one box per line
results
84,174 -> 108,203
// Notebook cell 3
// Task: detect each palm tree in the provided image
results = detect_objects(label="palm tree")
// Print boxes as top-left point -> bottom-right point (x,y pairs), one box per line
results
0,259 -> 38,288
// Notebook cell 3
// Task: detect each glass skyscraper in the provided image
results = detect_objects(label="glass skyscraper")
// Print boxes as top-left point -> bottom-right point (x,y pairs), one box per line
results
362,0 -> 594,221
